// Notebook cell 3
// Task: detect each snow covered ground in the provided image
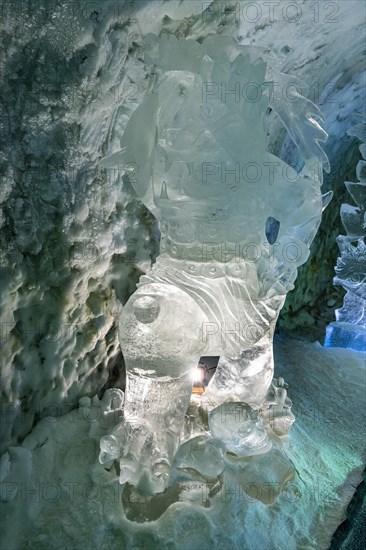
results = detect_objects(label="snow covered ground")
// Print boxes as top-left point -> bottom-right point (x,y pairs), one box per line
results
1,337 -> 364,550
1,0 -> 365,455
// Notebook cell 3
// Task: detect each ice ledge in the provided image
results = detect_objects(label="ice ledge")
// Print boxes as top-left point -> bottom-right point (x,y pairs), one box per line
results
324,321 -> 366,352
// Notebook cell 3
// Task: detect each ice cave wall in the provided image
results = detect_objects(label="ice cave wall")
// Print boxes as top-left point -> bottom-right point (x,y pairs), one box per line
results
1,0 -> 365,452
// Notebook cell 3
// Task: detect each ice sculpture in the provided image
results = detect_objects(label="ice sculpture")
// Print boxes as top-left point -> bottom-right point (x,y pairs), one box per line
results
325,115 -> 366,351
99,33 -> 329,494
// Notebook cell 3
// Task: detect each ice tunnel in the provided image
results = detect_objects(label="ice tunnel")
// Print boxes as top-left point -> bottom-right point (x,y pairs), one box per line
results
0,2 -> 365,549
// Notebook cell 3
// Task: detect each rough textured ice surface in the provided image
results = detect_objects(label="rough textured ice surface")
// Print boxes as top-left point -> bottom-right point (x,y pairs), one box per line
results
0,0 -> 364,450
1,0 -> 366,546
325,116 -> 366,350
0,0 -> 159,454
0,337 -> 365,550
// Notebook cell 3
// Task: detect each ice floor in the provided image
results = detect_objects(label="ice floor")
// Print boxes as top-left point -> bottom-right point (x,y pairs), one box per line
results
0,336 -> 365,550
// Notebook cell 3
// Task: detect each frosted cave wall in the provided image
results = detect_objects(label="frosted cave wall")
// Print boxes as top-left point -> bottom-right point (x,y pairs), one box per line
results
1,0 -> 365,452
278,77 -> 366,336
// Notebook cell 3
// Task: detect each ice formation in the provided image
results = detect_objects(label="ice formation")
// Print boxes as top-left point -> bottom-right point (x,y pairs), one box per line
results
1,1 -> 366,547
98,32 -> 330,494
325,115 -> 366,351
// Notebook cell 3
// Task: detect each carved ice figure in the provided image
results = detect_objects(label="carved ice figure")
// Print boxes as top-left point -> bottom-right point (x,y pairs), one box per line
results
99,33 -> 329,494
325,115 -> 366,351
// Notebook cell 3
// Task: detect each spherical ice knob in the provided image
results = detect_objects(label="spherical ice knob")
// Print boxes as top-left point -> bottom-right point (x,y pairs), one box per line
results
132,295 -> 160,324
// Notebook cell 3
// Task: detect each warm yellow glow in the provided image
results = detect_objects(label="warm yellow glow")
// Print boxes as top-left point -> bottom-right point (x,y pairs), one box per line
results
191,366 -> 205,384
